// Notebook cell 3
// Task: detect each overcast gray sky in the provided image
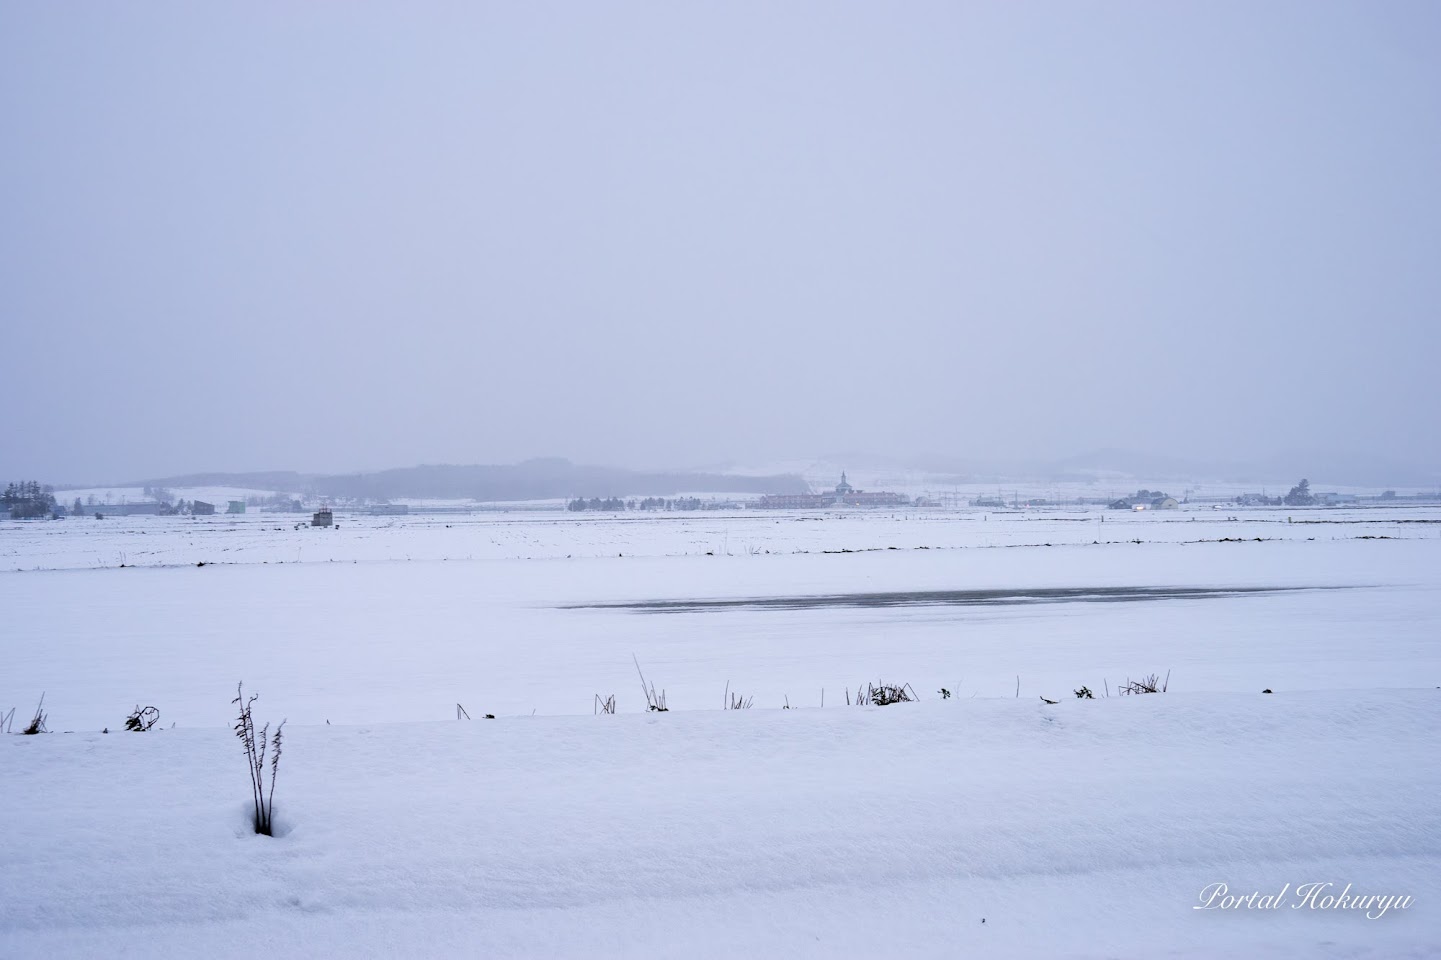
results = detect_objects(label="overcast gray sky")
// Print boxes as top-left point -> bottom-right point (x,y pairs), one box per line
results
2,1 -> 1438,482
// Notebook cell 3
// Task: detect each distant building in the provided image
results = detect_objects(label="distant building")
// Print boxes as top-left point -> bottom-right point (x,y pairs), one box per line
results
1110,490 -> 1177,510
261,499 -> 305,513
312,508 -> 333,527
751,493 -> 834,510
837,490 -> 910,507
227,501 -> 246,514
192,500 -> 216,516
752,473 -> 909,510
123,501 -> 164,515
87,501 -> 165,517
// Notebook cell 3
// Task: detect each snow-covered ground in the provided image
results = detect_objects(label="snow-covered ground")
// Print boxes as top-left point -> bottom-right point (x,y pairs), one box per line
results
4,503 -> 1437,571
3,508 -> 1438,957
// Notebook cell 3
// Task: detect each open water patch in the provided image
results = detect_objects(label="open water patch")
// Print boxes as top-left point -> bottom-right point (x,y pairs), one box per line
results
567,585 -> 1344,614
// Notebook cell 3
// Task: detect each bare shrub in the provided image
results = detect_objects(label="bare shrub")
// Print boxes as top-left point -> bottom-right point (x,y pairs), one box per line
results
1119,670 -> 1171,695
232,682 -> 286,836
594,694 -> 616,715
723,682 -> 753,709
633,655 -> 668,712
853,682 -> 918,706
21,693 -> 47,735
1074,686 -> 1095,700
125,705 -> 160,731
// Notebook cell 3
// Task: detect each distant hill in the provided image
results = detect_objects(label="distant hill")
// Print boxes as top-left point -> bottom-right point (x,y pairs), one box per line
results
110,470 -> 311,492
1048,449 -> 1440,487
799,449 -> 1440,488
124,459 -> 809,501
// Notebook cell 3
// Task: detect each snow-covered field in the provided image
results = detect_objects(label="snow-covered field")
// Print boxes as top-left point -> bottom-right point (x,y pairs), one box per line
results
3,507 -> 1438,957
4,503 -> 1435,570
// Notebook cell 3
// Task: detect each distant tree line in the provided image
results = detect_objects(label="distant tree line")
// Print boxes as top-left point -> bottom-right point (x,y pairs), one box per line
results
568,497 -> 628,512
633,497 -> 704,511
3,481 -> 58,519
568,496 -> 715,512
1283,479 -> 1314,506
1238,479 -> 1318,507
669,498 -> 706,511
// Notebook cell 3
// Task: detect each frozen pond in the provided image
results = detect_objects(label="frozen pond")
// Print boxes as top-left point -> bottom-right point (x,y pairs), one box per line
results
571,584 -> 1339,612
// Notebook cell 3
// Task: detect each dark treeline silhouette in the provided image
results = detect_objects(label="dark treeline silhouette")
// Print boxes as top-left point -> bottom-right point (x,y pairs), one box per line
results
3,481 -> 58,518
569,496 -> 713,512
568,497 -> 627,512
1284,479 -> 1315,506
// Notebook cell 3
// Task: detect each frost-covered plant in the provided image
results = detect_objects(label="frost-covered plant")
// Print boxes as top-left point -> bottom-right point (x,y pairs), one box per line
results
1074,686 -> 1094,700
125,705 -> 160,731
723,682 -> 753,709
853,682 -> 918,706
633,656 -> 668,712
1118,671 -> 1170,695
594,694 -> 616,715
233,682 -> 285,836
21,693 -> 47,735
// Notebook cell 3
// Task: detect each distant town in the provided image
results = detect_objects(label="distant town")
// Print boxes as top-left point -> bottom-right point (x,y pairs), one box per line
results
5,473 -> 1439,522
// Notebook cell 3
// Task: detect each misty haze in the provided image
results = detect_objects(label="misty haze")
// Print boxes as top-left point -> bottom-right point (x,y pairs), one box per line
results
2,4 -> 1438,959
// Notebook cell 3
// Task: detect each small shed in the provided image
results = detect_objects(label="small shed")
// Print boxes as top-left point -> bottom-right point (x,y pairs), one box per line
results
312,508 -> 333,527
192,501 -> 216,516
227,501 -> 246,514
